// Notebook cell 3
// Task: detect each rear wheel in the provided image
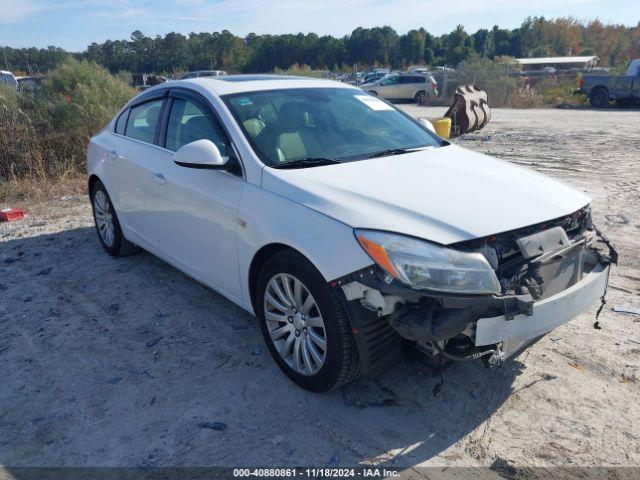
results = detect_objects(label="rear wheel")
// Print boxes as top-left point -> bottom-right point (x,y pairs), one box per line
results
414,90 -> 426,105
90,180 -> 138,257
589,87 -> 609,108
256,250 -> 360,392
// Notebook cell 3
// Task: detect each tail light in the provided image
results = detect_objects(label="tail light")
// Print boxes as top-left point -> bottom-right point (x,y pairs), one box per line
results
432,82 -> 438,89
579,78 -> 585,89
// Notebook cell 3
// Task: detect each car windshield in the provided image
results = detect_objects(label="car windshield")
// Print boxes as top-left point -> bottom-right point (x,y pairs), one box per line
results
222,88 -> 442,167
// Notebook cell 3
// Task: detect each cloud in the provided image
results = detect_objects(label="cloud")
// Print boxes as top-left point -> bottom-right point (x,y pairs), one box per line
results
0,0 -> 43,23
92,0 -> 613,37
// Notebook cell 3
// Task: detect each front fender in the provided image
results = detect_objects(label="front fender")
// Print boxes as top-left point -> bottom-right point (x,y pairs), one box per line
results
237,183 -> 373,313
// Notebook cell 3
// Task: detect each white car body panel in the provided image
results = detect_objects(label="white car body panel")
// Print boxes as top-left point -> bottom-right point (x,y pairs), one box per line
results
261,144 -> 590,245
134,144 -> 245,302
87,75 -> 597,336
236,183 -> 374,312
475,264 -> 609,346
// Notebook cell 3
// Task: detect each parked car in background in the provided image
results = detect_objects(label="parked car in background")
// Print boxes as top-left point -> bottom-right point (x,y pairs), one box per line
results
181,70 -> 228,79
361,69 -> 389,84
132,73 -> 167,91
407,66 -> 428,75
0,70 -> 18,90
362,72 -> 438,103
87,75 -> 614,392
578,59 -> 640,107
16,75 -> 47,91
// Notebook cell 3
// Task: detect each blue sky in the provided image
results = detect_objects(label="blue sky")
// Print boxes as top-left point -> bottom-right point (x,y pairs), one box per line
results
1,0 -> 637,51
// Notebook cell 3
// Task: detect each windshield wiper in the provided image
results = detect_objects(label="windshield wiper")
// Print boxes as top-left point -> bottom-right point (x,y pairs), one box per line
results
366,147 -> 429,159
271,157 -> 342,169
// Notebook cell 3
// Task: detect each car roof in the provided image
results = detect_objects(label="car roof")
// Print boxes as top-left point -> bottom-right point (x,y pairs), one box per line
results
190,70 -> 225,74
167,74 -> 358,96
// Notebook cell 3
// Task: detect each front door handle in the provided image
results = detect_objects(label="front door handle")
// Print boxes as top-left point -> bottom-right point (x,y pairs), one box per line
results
153,172 -> 167,185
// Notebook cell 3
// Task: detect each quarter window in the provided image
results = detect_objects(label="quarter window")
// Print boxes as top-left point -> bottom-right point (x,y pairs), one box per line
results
115,109 -> 128,135
124,99 -> 164,144
165,98 -> 231,156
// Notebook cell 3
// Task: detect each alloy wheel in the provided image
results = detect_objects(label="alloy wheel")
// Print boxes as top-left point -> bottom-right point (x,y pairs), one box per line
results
263,273 -> 327,376
93,190 -> 115,247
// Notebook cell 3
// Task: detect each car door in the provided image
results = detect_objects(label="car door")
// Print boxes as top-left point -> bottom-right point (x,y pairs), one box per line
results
397,76 -> 415,99
376,76 -> 401,99
145,89 -> 244,300
632,62 -> 640,99
109,94 -> 168,250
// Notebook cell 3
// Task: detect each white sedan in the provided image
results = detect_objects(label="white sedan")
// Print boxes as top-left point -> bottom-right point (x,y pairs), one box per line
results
87,75 -> 615,392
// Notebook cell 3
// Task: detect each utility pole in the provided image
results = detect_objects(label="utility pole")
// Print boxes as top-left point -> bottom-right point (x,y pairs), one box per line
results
1,46 -> 9,70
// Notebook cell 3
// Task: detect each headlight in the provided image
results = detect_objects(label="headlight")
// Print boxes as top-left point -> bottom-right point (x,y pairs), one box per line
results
355,230 -> 501,294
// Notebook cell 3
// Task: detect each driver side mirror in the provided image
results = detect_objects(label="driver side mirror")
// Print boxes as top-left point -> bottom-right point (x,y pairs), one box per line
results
174,139 -> 230,170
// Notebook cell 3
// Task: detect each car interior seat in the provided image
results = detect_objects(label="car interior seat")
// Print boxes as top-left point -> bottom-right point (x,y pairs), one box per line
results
243,118 -> 266,138
274,102 -> 322,162
180,115 -> 226,154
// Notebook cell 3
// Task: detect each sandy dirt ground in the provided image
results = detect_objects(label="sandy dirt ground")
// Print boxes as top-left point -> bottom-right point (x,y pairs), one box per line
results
1,107 -> 639,475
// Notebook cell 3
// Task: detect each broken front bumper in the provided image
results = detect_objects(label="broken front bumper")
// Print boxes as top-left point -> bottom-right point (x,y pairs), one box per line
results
335,224 -> 616,366
475,262 -> 609,347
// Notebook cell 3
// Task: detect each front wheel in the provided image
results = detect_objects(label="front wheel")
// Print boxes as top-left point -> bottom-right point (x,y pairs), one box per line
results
256,250 -> 360,392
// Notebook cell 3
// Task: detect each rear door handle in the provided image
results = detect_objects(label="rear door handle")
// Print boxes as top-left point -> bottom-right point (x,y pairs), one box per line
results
109,149 -> 124,159
153,172 -> 167,185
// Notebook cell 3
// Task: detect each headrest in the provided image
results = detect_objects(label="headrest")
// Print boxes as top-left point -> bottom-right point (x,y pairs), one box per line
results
277,102 -> 308,132
182,115 -> 215,144
145,105 -> 161,126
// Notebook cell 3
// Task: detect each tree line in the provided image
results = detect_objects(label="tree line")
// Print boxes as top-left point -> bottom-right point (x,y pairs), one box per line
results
2,17 -> 639,76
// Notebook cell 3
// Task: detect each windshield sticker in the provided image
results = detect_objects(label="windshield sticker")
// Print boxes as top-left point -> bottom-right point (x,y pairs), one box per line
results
354,94 -> 394,111
233,97 -> 253,107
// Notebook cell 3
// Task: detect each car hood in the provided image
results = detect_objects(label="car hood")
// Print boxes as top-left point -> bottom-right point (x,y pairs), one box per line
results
261,145 -> 590,245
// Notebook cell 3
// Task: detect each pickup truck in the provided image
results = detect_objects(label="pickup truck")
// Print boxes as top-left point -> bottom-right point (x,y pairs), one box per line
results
578,59 -> 640,107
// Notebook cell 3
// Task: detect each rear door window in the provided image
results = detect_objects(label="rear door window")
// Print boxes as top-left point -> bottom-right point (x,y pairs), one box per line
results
401,76 -> 424,84
124,99 -> 164,144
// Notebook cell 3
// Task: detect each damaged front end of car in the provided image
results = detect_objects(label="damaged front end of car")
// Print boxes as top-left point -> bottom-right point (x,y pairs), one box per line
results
332,206 -> 617,374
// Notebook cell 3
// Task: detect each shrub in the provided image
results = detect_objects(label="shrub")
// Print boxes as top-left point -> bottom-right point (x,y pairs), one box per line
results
44,58 -> 135,158
0,59 -> 135,199
536,77 -> 587,107
274,64 -> 327,78
455,56 -> 527,107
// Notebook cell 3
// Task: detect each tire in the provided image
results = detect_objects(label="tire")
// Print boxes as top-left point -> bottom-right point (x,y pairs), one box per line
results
589,87 -> 609,108
414,90 -> 426,105
90,180 -> 139,257
255,250 -> 360,392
